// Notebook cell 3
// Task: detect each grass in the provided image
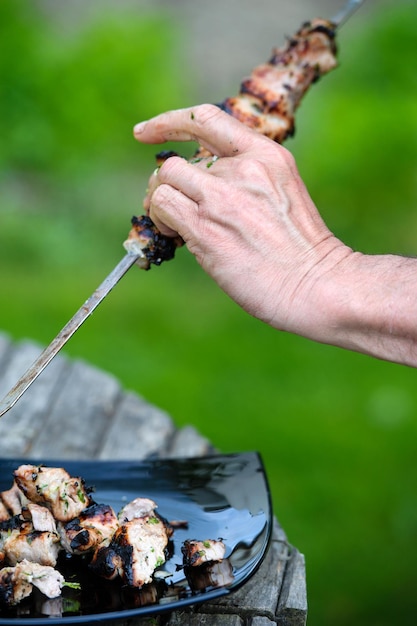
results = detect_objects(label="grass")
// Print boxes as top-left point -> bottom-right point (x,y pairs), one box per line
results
1,2 -> 417,624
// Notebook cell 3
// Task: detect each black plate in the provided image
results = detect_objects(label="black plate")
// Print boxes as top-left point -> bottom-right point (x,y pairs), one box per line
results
0,452 -> 272,624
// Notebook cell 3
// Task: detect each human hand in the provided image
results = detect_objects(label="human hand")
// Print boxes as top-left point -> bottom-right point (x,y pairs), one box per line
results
133,104 -> 352,338
131,104 -> 417,366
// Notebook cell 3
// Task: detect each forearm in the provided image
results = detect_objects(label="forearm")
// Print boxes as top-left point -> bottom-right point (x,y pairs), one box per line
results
304,252 -> 417,366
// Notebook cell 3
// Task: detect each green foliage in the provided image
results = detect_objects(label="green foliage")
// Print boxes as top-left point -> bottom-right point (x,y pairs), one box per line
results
1,2 -> 417,626
0,0 -> 189,177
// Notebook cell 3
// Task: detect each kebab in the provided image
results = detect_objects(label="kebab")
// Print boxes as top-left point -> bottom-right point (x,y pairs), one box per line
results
124,1 -> 366,265
124,14 -> 338,262
0,1 -> 366,421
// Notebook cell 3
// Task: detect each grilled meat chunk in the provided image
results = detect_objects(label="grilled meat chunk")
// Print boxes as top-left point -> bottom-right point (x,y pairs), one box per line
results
0,562 -> 32,606
0,481 -> 28,520
90,505 -> 172,588
218,18 -> 337,145
58,503 -> 118,555
0,504 -> 59,569
22,503 -> 58,534
2,503 -> 61,567
0,559 -> 64,606
123,215 -> 179,270
0,501 -> 8,523
182,539 -> 226,567
0,517 -> 61,567
13,465 -> 90,522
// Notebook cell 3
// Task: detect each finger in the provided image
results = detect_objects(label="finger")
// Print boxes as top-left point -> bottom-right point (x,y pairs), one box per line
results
149,183 -> 199,241
144,153 -> 221,212
133,103 -> 260,157
156,155 -> 222,204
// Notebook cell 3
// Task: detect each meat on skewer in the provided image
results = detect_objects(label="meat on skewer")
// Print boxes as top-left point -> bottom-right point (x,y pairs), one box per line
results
203,17 -> 337,152
124,17 -> 338,267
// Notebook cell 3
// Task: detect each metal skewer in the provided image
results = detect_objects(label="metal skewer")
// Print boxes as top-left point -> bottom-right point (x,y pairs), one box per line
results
331,0 -> 367,27
0,252 -> 142,418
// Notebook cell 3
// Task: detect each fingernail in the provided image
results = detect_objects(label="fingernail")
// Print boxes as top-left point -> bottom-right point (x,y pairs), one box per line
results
133,121 -> 147,135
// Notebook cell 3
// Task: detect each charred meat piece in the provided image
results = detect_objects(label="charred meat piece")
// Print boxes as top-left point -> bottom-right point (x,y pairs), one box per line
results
0,481 -> 28,520
0,562 -> 32,606
90,506 -> 172,588
0,559 -> 64,606
58,503 -> 118,555
21,503 -> 58,534
217,18 -> 337,145
182,539 -> 226,567
123,215 -> 180,270
3,504 -> 60,566
0,515 -> 21,559
0,513 -> 61,567
13,465 -> 90,522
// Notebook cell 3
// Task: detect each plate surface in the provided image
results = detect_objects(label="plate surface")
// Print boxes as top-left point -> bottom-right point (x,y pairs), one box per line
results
0,452 -> 272,624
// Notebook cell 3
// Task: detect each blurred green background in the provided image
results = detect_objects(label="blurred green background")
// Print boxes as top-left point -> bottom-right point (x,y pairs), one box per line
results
1,1 -> 417,624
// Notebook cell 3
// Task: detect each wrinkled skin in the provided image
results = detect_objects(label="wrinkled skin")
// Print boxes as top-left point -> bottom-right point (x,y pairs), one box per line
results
133,104 -> 417,367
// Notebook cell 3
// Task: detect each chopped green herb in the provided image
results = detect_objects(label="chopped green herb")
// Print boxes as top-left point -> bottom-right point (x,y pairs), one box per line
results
190,111 -> 195,120
147,516 -> 160,525
63,581 -> 81,590
155,557 -> 165,568
206,155 -> 219,168
203,541 -> 211,549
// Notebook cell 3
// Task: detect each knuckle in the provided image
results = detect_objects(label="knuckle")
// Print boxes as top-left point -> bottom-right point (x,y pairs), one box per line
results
236,156 -> 268,180
192,103 -> 223,127
152,183 -> 172,205
158,155 -> 185,179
